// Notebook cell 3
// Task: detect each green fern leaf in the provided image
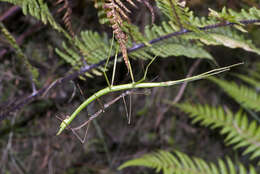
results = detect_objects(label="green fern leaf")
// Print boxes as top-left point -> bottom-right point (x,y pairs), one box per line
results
234,74 -> 260,89
175,103 -> 260,160
1,0 -> 68,37
0,22 -> 39,83
209,77 -> 260,112
56,3 -> 260,75
203,29 -> 260,55
156,0 -> 202,33
130,22 -> 213,60
209,7 -> 260,23
119,150 -> 257,174
55,30 -> 115,77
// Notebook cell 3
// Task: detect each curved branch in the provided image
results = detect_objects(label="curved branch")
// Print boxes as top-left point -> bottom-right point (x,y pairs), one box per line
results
0,6 -> 21,22
0,19 -> 259,121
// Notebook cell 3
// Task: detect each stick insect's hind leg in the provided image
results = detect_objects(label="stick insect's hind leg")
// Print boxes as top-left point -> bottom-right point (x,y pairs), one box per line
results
122,94 -> 129,123
127,59 -> 135,84
71,121 -> 91,144
122,92 -> 132,124
96,97 -> 105,113
31,76 -> 37,95
68,80 -> 77,103
103,33 -> 117,88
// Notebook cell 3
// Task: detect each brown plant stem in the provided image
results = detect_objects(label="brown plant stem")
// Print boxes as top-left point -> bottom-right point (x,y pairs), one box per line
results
0,6 -> 21,22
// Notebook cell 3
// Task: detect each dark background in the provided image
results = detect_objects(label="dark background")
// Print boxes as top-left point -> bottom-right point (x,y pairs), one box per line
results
0,0 -> 259,173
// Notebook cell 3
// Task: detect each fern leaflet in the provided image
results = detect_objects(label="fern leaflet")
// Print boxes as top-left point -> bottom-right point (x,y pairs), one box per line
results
209,77 -> 260,112
0,22 -> 39,83
1,0 -> 69,38
175,103 -> 260,160
119,150 -> 257,174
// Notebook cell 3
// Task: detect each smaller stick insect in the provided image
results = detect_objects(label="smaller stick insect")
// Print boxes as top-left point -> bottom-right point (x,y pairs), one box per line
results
57,89 -> 148,143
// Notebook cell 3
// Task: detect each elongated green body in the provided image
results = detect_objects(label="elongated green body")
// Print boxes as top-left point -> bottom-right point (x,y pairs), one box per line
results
57,63 -> 242,135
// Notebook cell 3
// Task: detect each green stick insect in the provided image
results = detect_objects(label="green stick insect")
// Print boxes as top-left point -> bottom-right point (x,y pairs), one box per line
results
57,59 -> 243,135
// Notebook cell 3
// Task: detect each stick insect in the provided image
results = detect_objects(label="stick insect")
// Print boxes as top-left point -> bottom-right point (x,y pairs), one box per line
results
57,61 -> 243,136
56,30 -> 243,136
56,89 -> 139,143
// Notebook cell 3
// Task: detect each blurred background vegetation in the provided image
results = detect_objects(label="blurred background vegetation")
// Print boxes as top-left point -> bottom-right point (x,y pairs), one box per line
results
0,0 -> 259,173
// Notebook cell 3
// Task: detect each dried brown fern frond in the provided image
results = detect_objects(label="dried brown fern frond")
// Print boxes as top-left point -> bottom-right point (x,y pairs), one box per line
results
104,0 -> 136,71
55,0 -> 75,37
142,0 -> 155,23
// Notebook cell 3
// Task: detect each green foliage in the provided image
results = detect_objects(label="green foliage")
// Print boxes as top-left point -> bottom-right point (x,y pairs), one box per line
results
175,103 -> 260,160
235,73 -> 260,88
2,0 -> 260,77
0,0 -> 69,37
55,30 -> 113,77
130,21 -> 213,60
209,7 -> 260,23
119,150 -> 257,174
156,0 -> 190,29
0,22 -> 39,83
1,0 -> 260,172
209,77 -> 260,112
56,4 -> 260,73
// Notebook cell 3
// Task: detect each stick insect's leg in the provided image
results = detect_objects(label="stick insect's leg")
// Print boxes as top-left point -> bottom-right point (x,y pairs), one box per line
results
71,122 -> 91,144
31,76 -> 37,95
69,91 -> 134,143
96,97 -> 105,113
68,81 -> 77,103
128,60 -> 135,84
111,45 -> 119,86
76,82 -> 85,100
129,92 -> 132,124
103,33 -> 115,88
122,95 -> 129,123
123,90 -> 133,124
136,55 -> 158,84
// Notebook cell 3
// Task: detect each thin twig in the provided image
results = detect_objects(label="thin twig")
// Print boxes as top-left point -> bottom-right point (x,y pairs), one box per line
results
172,59 -> 202,104
0,23 -> 42,58
0,115 -> 16,173
0,6 -> 21,22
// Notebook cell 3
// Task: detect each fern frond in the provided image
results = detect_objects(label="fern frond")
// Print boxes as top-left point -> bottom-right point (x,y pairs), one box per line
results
0,22 -> 38,83
155,4 -> 260,55
142,0 -> 155,23
104,0 -> 132,70
55,30 -> 114,77
128,20 -> 214,60
55,0 -> 75,37
234,73 -> 260,89
175,103 -> 260,160
156,0 -> 186,29
209,77 -> 260,112
119,150 -> 257,174
203,28 -> 260,55
95,1 -> 110,25
1,0 -> 69,38
57,4 -> 260,76
249,71 -> 260,81
209,7 -> 260,24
